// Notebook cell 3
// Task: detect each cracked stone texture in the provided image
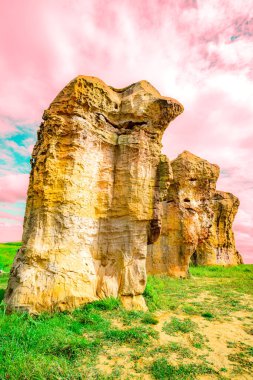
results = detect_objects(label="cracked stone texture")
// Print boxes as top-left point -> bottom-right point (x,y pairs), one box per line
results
147,151 -> 220,278
193,191 -> 243,266
5,76 -> 183,313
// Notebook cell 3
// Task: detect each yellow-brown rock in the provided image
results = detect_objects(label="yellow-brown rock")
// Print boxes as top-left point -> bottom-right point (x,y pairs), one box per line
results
193,191 -> 243,265
5,76 -> 183,313
147,151 -> 220,278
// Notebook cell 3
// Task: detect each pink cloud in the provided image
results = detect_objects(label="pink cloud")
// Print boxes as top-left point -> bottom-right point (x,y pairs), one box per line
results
0,223 -> 23,243
0,212 -> 23,222
0,152 -> 13,165
27,144 -> 34,154
0,118 -> 16,136
0,0 -> 252,262
232,227 -> 253,264
0,0 -> 252,121
0,174 -> 29,203
5,141 -> 29,156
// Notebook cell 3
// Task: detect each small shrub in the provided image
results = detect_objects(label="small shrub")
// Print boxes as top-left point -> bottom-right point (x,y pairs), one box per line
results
191,332 -> 205,349
201,312 -> 214,319
230,299 -> 240,307
141,314 -> 159,325
150,358 -> 174,379
163,317 -> 197,335
182,305 -> 197,315
168,342 -> 193,358
168,302 -> 178,311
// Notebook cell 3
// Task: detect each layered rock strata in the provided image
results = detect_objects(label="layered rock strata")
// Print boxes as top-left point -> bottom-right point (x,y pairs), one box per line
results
5,76 -> 183,313
193,191 -> 243,265
147,151 -> 220,277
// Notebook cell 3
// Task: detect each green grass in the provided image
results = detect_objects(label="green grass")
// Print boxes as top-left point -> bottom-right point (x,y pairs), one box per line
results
0,242 -> 21,272
0,303 -> 159,379
81,297 -> 121,311
228,342 -> 253,374
163,317 -> 198,335
150,358 -> 215,380
104,326 -> 158,344
190,264 -> 253,278
144,265 -> 253,317
141,313 -> 159,325
0,309 -> 102,379
118,309 -> 158,325
0,243 -> 252,379
162,342 -> 193,358
201,312 -> 215,319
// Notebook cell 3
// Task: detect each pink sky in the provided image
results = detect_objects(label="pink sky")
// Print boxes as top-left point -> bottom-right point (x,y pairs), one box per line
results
0,0 -> 253,263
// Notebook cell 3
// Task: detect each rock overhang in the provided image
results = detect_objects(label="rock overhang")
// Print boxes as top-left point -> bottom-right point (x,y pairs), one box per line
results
47,76 -> 184,133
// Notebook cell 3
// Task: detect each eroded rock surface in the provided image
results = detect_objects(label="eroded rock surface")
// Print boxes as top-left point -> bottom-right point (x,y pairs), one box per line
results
147,151 -> 220,277
5,76 -> 183,313
193,191 -> 243,265
147,152 -> 242,277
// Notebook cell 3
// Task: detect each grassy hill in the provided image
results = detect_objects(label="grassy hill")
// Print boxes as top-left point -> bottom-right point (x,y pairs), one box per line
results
0,243 -> 252,379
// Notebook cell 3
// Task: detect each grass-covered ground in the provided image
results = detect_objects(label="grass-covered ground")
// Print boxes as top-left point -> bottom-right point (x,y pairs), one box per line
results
0,242 -> 21,271
0,243 -> 252,379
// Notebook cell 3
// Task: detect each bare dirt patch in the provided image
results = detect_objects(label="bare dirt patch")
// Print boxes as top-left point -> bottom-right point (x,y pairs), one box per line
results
94,293 -> 253,379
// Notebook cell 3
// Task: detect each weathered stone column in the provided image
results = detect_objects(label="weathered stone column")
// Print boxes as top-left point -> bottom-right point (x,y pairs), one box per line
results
147,151 -> 220,278
194,191 -> 243,265
5,76 -> 183,313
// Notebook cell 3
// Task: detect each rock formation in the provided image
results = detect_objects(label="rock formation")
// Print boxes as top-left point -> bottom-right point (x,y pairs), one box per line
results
5,76 -> 183,313
193,191 -> 243,266
147,152 -> 242,277
147,151 -> 220,278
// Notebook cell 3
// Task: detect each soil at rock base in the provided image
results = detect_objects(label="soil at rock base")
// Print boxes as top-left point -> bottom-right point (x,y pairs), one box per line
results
95,304 -> 253,379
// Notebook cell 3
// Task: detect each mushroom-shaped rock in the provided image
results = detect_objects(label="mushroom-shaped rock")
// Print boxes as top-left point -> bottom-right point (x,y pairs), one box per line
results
5,76 -> 183,313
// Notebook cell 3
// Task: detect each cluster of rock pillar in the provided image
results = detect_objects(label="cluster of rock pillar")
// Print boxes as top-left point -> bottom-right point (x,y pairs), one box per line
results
147,152 -> 242,278
5,77 -> 242,313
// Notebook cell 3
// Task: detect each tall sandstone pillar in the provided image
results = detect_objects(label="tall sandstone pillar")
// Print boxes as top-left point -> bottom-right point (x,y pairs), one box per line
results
194,191 -> 243,265
147,151 -> 220,278
5,76 -> 183,313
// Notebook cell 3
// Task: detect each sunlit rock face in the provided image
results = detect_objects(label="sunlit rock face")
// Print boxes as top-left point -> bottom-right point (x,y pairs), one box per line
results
193,191 -> 243,266
147,151 -> 220,278
5,76 -> 183,313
